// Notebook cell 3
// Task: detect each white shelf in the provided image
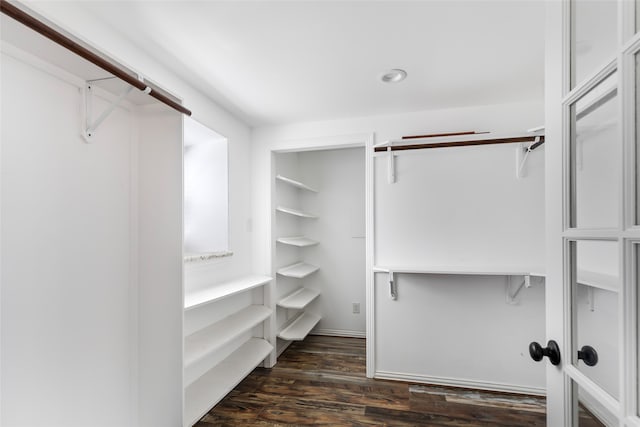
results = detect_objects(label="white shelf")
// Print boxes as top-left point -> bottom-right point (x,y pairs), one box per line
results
276,174 -> 318,193
373,265 -> 546,277
278,312 -> 321,341
276,236 -> 319,247
277,288 -> 320,310
277,262 -> 319,278
184,275 -> 272,311
576,270 -> 618,292
184,338 -> 273,427
184,305 -> 272,367
276,206 -> 318,219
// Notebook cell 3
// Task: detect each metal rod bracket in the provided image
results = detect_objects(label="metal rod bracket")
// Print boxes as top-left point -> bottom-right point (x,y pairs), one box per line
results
82,81 -> 133,143
387,146 -> 395,184
516,136 -> 540,179
506,275 -> 531,304
389,271 -> 397,300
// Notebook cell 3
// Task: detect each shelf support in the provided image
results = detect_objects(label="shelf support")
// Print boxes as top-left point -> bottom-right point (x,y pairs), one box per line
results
587,286 -> 595,312
516,136 -> 541,179
506,275 -> 531,304
81,77 -> 142,143
387,146 -> 396,184
389,270 -> 397,300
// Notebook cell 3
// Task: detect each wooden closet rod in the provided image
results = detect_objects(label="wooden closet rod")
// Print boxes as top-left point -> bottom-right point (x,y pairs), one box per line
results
0,0 -> 192,116
374,135 -> 545,152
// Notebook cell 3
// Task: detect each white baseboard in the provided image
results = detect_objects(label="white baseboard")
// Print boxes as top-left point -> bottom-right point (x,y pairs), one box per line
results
375,370 -> 546,396
312,328 -> 366,338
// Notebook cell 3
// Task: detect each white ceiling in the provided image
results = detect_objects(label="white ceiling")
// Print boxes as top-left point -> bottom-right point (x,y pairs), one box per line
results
76,1 -> 545,127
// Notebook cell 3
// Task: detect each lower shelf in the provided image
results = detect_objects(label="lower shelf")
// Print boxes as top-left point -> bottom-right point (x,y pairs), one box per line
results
277,288 -> 320,310
184,305 -> 272,368
277,312 -> 321,341
184,338 -> 273,427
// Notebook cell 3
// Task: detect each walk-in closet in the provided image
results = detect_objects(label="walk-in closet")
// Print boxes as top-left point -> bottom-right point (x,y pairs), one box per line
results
1,1 -> 636,426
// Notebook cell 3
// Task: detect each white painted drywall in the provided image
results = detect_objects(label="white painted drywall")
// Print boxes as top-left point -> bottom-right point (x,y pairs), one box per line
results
297,148 -> 366,336
374,143 -> 545,271
252,101 -> 547,392
1,50 -> 136,427
374,273 -> 545,392
137,105 -> 184,427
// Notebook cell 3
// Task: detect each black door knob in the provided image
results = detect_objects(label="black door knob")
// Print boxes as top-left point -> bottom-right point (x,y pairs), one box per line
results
577,345 -> 598,367
529,340 -> 561,365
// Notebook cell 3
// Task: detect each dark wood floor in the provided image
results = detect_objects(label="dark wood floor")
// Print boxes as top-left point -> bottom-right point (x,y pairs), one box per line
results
195,336 -> 604,426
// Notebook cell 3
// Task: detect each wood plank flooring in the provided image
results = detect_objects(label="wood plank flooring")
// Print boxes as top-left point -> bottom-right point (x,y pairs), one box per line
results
195,336 -> 604,426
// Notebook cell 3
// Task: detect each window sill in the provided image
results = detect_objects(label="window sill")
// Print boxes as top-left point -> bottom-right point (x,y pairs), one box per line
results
184,251 -> 234,263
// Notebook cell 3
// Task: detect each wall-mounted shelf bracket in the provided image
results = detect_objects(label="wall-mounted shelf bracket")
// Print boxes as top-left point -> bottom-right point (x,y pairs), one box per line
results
516,136 -> 541,179
388,270 -> 397,300
506,274 -> 531,304
81,76 -> 142,143
587,286 -> 595,312
387,146 -> 396,184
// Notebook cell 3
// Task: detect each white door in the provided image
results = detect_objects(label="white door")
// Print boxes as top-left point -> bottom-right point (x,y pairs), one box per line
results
545,0 -> 640,426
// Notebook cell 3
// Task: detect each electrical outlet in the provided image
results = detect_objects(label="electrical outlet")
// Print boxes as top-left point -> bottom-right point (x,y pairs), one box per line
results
352,302 -> 360,314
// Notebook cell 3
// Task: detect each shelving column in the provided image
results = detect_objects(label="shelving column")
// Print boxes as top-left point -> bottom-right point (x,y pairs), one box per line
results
183,275 -> 273,427
274,172 -> 322,355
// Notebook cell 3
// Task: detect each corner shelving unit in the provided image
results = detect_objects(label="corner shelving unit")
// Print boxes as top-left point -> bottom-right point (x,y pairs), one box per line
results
276,205 -> 318,219
278,287 -> 320,310
276,174 -> 319,193
183,275 -> 273,427
277,262 -> 319,278
274,171 -> 322,352
276,236 -> 319,247
278,312 -> 321,341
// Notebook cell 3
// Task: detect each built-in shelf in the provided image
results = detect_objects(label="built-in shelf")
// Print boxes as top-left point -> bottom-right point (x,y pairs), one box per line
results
277,288 -> 320,310
576,270 -> 618,293
277,262 -> 319,278
278,312 -> 321,341
184,338 -> 273,427
184,305 -> 272,367
276,236 -> 319,247
276,174 -> 318,193
373,265 -> 546,277
276,206 -> 318,219
373,265 -> 546,300
184,275 -> 272,311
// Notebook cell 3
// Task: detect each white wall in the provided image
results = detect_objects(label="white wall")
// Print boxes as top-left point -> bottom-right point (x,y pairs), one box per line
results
24,2 -> 255,288
374,143 -> 545,270
137,105 -> 184,427
297,148 -> 366,336
252,100 -> 547,393
1,49 -> 139,427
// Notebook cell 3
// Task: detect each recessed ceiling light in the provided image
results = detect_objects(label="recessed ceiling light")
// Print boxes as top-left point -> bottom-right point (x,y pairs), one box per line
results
381,69 -> 407,83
